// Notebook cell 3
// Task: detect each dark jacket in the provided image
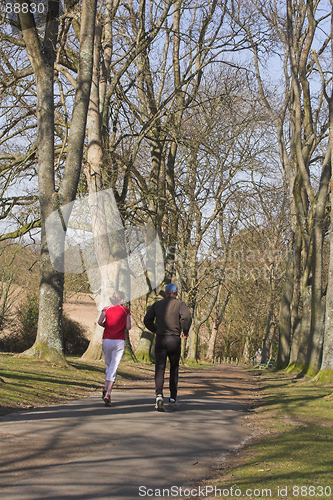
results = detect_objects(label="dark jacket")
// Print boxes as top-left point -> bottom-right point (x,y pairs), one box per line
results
144,296 -> 192,337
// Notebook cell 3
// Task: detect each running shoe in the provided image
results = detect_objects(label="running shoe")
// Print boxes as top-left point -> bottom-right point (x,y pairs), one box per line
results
168,397 -> 179,407
155,394 -> 165,412
104,394 -> 111,407
102,389 -> 106,400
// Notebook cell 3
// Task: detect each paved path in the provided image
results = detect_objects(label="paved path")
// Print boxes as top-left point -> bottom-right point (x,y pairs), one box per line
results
0,365 -> 257,500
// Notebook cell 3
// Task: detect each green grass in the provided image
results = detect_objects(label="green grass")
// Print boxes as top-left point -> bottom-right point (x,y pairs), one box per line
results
183,359 -> 216,369
0,352 -> 211,415
0,352 -> 153,415
1,354 -> 332,500
199,370 -> 333,500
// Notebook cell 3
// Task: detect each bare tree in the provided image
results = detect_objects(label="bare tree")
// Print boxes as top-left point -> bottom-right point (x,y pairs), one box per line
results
232,0 -> 331,375
314,1 -> 333,382
76,0 -> 237,361
77,0 -> 174,361
0,18 -> 40,241
14,0 -> 97,364
119,0 -> 236,361
206,288 -> 232,362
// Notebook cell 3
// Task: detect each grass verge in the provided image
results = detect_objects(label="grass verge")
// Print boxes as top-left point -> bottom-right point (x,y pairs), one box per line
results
0,352 -> 154,416
196,369 -> 333,500
1,354 -> 332,500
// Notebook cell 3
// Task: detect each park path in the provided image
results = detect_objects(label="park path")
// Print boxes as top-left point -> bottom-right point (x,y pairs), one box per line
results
0,364 -> 260,500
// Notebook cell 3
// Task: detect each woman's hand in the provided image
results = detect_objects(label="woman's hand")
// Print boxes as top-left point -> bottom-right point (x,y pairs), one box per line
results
98,310 -> 106,327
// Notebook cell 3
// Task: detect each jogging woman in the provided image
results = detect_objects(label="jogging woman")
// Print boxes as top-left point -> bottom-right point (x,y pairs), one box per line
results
98,291 -> 131,406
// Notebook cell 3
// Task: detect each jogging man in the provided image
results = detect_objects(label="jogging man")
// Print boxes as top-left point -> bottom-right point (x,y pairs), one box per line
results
144,284 -> 192,412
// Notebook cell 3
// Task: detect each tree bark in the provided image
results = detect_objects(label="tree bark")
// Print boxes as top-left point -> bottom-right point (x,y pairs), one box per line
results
81,0 -> 175,362
81,315 -> 104,361
187,284 -> 221,362
18,0 -> 97,364
288,285 -> 312,370
244,0 -> 329,374
206,290 -> 231,362
187,323 -> 200,362
305,156 -> 330,375
261,265 -> 278,364
261,315 -> 276,365
318,188 -> 333,380
316,12 -> 333,381
242,326 -> 254,364
277,246 -> 294,368
135,330 -> 155,363
135,291 -> 160,362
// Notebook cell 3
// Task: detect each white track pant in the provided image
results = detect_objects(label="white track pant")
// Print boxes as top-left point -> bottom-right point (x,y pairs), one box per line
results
102,339 -> 125,382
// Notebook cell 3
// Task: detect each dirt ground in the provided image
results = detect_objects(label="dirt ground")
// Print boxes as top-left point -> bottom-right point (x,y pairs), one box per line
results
63,293 -> 98,337
115,362 -> 262,406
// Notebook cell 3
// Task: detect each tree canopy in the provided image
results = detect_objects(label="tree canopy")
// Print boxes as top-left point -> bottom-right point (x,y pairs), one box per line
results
0,0 -> 332,380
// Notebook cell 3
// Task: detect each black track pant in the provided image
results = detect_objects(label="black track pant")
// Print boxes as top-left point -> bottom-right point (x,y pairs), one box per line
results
154,334 -> 181,400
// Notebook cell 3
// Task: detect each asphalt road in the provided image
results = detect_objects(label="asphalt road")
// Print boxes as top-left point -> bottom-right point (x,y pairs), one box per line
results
0,365 -> 255,500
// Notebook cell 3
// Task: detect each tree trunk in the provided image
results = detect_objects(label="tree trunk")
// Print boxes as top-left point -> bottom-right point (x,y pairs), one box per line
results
206,290 -> 231,362
305,154 -> 331,375
24,205 -> 66,364
135,290 -> 161,362
187,324 -> 200,361
180,336 -> 187,363
134,230 -> 167,364
317,210 -> 333,379
81,45 -> 115,360
242,328 -> 253,364
135,330 -> 155,363
81,23 -> 134,361
187,282 -> 221,362
316,46 -> 333,382
261,264 -> 278,364
206,324 -> 218,363
261,316 -> 276,364
277,247 -> 294,368
122,329 -> 137,361
306,254 -> 325,376
261,304 -> 274,364
19,0 -> 97,364
18,3 -> 66,364
290,229 -> 302,346
288,285 -> 312,371
81,315 -> 104,361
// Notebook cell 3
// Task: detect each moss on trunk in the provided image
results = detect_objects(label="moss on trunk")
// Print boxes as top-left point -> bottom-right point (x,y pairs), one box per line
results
81,320 -> 104,361
21,341 -> 68,367
135,330 -> 155,363
313,369 -> 333,383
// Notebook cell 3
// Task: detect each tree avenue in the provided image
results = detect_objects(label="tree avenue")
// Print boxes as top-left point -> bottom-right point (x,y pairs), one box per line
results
0,0 -> 332,385
234,0 -> 333,379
